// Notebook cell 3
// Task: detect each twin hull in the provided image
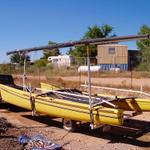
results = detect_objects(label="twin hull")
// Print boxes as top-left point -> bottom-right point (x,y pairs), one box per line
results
0,84 -> 123,126
41,82 -> 150,112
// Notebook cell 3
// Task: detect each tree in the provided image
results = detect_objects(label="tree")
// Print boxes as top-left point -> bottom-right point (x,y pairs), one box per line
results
10,53 -> 30,65
68,24 -> 114,58
34,59 -> 47,68
137,25 -> 150,50
83,24 -> 113,39
136,25 -> 150,70
42,41 -> 61,59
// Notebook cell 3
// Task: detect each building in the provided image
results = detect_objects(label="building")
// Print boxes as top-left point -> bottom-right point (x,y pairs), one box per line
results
97,44 -> 128,71
48,55 -> 74,67
128,50 -> 139,70
97,44 -> 139,71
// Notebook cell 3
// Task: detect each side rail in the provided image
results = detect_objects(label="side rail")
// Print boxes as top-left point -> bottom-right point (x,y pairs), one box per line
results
81,84 -> 150,97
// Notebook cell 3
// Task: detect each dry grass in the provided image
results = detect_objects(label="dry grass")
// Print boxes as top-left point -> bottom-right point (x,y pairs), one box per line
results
14,76 -> 80,89
88,71 -> 150,78
11,65 -> 150,79
14,76 -> 150,99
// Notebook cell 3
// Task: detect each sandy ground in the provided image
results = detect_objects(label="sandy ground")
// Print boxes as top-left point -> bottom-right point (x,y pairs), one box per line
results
0,75 -> 148,149
14,75 -> 150,89
0,103 -> 150,150
61,76 -> 150,89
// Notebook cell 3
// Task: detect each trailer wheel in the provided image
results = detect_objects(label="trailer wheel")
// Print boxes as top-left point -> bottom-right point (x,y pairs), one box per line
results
102,125 -> 111,132
62,119 -> 76,132
0,97 -> 3,104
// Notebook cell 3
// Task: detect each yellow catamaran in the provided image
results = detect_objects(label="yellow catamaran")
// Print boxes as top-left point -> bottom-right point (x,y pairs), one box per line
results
0,83 -> 124,129
41,82 -> 150,112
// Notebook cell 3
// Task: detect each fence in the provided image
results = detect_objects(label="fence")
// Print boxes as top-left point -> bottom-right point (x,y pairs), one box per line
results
73,56 -> 129,71
0,55 -> 139,76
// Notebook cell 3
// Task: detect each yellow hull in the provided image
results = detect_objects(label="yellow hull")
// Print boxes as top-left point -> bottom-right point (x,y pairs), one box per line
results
113,98 -> 150,112
0,84 -> 123,126
97,94 -> 150,112
41,82 -> 150,112
40,82 -> 59,91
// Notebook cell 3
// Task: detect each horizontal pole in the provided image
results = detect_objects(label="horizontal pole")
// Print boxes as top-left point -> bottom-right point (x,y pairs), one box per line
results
7,34 -> 149,55
81,84 -> 150,97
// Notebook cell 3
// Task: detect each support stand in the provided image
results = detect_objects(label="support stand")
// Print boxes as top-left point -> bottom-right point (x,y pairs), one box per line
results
23,56 -> 26,91
86,45 -> 94,129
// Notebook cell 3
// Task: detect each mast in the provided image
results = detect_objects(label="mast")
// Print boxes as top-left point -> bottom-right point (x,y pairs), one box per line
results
23,56 -> 26,91
86,44 -> 94,129
7,34 -> 149,55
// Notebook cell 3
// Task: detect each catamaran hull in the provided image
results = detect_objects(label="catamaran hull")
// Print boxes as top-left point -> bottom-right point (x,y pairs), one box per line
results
41,82 -> 150,112
97,94 -> 150,112
0,84 -> 123,126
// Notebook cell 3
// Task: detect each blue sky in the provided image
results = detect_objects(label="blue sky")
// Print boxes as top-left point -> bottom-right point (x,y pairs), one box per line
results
0,0 -> 150,63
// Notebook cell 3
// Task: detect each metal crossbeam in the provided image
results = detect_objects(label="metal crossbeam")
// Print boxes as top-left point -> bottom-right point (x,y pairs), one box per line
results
7,34 -> 149,55
36,88 -> 116,106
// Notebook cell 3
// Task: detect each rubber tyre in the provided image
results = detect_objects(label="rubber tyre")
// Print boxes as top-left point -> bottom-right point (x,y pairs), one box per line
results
63,119 -> 76,132
102,125 -> 111,132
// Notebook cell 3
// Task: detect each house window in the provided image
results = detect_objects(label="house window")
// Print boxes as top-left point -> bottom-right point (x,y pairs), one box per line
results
108,48 -> 115,54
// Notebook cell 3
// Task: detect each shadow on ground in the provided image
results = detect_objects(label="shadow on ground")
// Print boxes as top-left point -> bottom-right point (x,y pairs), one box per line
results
1,103 -> 150,148
0,103 -> 28,112
22,115 -> 150,148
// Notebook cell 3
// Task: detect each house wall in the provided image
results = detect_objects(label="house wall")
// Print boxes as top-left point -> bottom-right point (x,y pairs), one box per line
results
128,50 -> 139,70
97,44 -> 128,71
